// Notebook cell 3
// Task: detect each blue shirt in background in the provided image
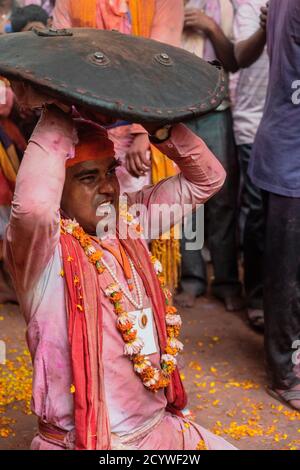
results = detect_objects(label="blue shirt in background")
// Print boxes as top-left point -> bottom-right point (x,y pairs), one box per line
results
249,0 -> 300,197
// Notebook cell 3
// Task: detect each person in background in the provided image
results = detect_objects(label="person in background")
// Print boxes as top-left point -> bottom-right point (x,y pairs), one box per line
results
177,0 -> 244,312
18,0 -> 55,17
0,78 -> 22,304
249,0 -> 300,410
231,0 -> 248,12
10,3 -> 51,32
0,5 -> 50,303
0,0 -> 17,33
233,0 -> 269,331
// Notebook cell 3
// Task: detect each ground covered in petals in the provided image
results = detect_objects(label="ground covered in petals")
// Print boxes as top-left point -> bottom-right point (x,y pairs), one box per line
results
0,296 -> 299,450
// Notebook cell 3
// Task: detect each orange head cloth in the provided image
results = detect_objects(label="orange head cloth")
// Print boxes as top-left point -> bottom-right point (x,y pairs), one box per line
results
66,119 -> 115,168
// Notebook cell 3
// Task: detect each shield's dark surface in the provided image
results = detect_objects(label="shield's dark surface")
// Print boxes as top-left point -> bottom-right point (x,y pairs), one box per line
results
0,28 -> 227,123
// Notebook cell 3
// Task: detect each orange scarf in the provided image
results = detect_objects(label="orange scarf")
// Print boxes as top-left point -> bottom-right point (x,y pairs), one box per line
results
70,0 -> 98,28
129,0 -> 155,38
151,146 -> 181,290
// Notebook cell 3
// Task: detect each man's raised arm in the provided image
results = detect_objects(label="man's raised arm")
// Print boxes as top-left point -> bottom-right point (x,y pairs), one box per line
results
4,107 -> 76,292
127,123 -> 226,239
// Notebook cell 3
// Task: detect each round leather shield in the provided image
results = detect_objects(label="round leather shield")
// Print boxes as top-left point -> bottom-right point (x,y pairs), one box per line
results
0,28 -> 227,124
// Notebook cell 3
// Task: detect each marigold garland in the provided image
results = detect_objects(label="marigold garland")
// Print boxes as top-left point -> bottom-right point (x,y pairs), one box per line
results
61,219 -> 183,392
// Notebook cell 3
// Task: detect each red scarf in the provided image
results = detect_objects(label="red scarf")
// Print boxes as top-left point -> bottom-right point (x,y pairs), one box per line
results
60,229 -> 186,450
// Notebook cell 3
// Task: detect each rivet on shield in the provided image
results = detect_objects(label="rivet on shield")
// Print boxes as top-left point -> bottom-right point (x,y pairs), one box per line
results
94,52 -> 104,60
154,52 -> 174,67
89,51 -> 110,67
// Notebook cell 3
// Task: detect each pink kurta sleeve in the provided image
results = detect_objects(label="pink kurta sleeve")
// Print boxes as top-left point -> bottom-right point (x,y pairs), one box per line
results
4,109 -> 76,292
52,0 -> 72,29
127,123 -> 226,238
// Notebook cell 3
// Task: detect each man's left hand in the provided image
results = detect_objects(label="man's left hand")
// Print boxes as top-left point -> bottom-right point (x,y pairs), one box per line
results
125,133 -> 151,178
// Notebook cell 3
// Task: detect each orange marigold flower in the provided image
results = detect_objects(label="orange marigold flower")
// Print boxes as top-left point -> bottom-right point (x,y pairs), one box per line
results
166,306 -> 177,314
158,275 -> 165,286
81,236 -> 91,248
132,354 -> 149,367
150,375 -> 169,392
167,325 -> 181,338
133,354 -> 144,363
165,345 -> 178,356
123,330 -> 137,342
114,306 -> 125,315
163,361 -> 176,374
112,292 -> 122,302
73,227 -> 84,239
90,251 -> 103,264
141,367 -> 156,382
117,321 -> 134,332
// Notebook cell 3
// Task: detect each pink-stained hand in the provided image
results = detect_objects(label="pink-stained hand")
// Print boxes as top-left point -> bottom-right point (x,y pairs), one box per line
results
125,133 -> 151,178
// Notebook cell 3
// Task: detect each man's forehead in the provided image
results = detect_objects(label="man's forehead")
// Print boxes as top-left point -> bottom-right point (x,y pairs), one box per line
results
69,155 -> 117,173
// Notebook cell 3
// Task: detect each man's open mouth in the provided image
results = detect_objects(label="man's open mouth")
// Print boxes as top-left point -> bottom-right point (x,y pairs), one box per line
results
98,201 -> 113,208
96,200 -> 115,218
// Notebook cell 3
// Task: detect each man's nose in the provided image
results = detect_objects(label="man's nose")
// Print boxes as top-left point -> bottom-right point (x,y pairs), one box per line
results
97,179 -> 115,195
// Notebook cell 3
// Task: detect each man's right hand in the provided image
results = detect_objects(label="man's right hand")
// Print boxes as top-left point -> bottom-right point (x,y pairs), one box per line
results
30,104 -> 76,149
